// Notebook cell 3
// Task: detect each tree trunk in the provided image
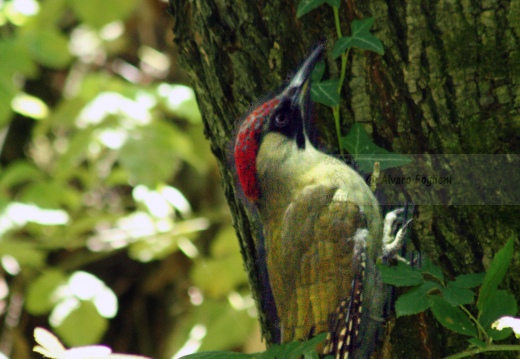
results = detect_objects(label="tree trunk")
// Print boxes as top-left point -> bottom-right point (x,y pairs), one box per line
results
168,0 -> 520,357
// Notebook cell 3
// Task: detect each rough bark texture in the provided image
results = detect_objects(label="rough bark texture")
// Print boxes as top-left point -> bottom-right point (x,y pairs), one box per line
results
169,0 -> 520,357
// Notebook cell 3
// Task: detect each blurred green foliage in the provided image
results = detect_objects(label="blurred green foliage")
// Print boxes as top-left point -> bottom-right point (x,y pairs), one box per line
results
0,0 -> 259,358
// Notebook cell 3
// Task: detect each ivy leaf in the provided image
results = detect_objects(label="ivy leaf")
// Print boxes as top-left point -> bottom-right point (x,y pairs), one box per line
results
378,261 -> 423,287
395,281 -> 440,317
310,79 -> 340,107
332,17 -> 384,58
477,236 -> 515,313
430,295 -> 478,337
311,62 -> 325,83
296,0 -> 326,18
340,123 -> 412,172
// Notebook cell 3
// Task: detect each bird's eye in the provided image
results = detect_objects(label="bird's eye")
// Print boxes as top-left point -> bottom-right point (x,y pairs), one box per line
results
274,114 -> 288,127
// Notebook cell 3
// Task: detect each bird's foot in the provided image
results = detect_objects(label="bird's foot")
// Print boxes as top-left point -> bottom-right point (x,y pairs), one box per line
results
381,207 -> 412,264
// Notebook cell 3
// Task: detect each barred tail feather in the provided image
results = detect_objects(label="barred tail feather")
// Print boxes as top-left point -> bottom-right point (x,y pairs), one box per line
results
323,243 -> 366,359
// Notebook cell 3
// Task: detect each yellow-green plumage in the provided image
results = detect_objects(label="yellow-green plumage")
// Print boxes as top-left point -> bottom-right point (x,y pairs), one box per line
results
256,132 -> 383,348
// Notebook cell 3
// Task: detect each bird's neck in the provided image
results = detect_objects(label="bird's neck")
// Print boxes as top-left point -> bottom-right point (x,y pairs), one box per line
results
255,132 -> 322,226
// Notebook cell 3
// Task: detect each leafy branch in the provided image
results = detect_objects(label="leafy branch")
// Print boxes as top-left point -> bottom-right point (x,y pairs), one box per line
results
379,236 -> 520,358
297,1 -> 411,175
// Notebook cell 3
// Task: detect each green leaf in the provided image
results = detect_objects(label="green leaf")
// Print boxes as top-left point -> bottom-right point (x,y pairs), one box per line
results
120,121 -> 193,187
69,0 -> 140,28
168,299 -> 255,354
310,79 -> 340,107
440,282 -> 474,306
179,352 -> 253,359
467,338 -> 486,349
479,290 -> 517,340
296,0 -> 326,18
452,273 -> 486,289
191,254 -> 248,298
311,62 -> 325,83
259,333 -> 326,359
54,300 -> 108,346
477,236 -> 515,313
419,258 -> 444,282
0,37 -> 37,76
340,123 -> 412,173
26,270 -> 67,315
332,18 -> 384,58
324,0 -> 340,7
0,79 -> 15,126
395,281 -> 440,317
24,30 -> 72,69
0,241 -> 45,267
0,160 -> 43,191
20,181 -> 81,210
492,316 -> 520,339
378,261 -> 423,287
429,295 -> 477,337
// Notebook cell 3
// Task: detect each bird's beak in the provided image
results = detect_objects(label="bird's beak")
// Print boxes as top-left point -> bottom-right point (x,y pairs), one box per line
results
284,41 -> 325,109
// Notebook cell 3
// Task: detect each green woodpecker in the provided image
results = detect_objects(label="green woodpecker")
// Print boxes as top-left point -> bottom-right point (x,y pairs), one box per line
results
233,42 -> 408,358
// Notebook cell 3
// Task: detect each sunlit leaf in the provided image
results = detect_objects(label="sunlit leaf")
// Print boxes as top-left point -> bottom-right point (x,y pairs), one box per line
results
25,30 -> 72,69
191,255 -> 247,298
0,76 -> 17,126
120,121 -> 193,187
0,160 -> 43,191
53,300 -> 108,346
26,270 -> 67,315
0,37 -> 37,76
12,92 -> 49,119
20,182 -> 81,210
191,299 -> 256,352
34,327 -> 66,359
0,241 -> 45,267
69,0 -> 140,28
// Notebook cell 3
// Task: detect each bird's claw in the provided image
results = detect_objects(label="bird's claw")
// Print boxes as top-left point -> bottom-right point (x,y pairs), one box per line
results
381,207 -> 412,264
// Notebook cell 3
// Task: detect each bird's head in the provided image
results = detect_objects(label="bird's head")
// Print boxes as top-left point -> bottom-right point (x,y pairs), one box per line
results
233,42 -> 325,202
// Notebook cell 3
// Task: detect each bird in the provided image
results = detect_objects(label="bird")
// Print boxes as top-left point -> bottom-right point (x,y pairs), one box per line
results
232,41 -> 408,358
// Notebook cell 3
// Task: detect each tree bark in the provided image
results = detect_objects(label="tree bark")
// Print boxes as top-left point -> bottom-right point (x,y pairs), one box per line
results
169,0 -> 520,357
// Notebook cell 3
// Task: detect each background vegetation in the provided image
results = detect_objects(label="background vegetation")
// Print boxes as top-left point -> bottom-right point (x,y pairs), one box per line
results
0,0 -> 261,358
